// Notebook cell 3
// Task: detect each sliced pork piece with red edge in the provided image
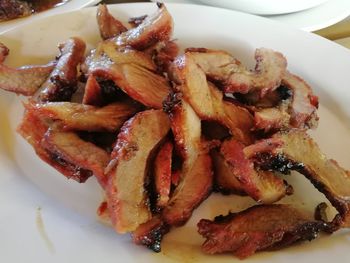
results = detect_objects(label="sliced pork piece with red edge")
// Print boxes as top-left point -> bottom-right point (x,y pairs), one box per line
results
96,4 -> 127,40
114,3 -> 173,50
198,204 -> 328,259
244,130 -> 350,228
36,37 -> 86,102
0,42 -> 55,96
106,109 -> 170,233
162,99 -> 213,226
31,101 -> 141,132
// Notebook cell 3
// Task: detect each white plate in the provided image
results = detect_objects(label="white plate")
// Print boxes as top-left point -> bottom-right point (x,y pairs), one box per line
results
1,3 -> 350,263
0,0 -> 101,34
152,0 -> 350,31
195,0 -> 329,15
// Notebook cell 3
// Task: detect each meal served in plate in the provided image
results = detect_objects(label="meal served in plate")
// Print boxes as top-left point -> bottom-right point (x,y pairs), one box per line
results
1,3 -> 350,259
0,0 -> 70,21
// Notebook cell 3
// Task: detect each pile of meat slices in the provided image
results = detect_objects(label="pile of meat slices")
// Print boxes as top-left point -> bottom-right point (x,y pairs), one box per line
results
1,3 -> 350,259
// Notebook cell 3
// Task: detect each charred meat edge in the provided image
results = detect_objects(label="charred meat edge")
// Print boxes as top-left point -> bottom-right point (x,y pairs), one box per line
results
244,130 -> 350,228
35,37 -> 86,102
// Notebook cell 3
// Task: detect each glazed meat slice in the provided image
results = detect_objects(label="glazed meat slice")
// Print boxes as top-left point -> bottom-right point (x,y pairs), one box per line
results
0,43 -> 55,96
244,130 -> 350,227
82,75 -> 104,106
149,40 -> 179,72
31,101 -> 140,132
170,52 -> 255,144
182,48 -> 287,96
282,72 -> 319,128
248,72 -> 318,132
114,3 -> 173,50
169,51 -> 291,203
132,216 -> 170,252
211,150 -> 246,195
97,4 -> 127,40
0,0 -> 32,21
106,110 -> 170,233
253,105 -> 290,132
154,140 -> 173,208
162,100 -> 213,226
17,109 -> 91,183
219,138 -> 292,203
36,37 -> 86,102
84,42 -> 170,109
42,130 -> 111,187
84,41 -> 157,72
198,204 -> 328,259
92,63 -> 170,109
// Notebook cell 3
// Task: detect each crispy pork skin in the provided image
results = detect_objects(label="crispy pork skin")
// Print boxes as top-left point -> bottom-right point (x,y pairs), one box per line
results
36,37 -> 86,102
198,204 -> 328,259
31,101 -> 140,132
220,138 -> 292,203
162,100 -> 213,226
132,216 -> 170,252
245,130 -> 350,227
0,43 -> 55,96
114,3 -> 173,50
97,4 -> 127,40
42,130 -> 110,187
106,110 -> 170,233
154,140 -> 173,208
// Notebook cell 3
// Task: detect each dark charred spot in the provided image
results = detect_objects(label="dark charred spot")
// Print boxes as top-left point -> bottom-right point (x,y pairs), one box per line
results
45,75 -> 77,102
212,212 -> 237,223
314,202 -> 328,222
98,79 -> 125,103
255,153 -> 304,174
276,85 -> 292,100
135,223 -> 170,253
156,2 -> 163,8
48,150 -> 92,182
202,121 -> 230,141
78,131 -> 117,153
163,92 -> 182,114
